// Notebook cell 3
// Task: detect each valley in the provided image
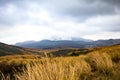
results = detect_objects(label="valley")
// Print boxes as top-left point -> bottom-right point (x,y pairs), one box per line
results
0,42 -> 120,80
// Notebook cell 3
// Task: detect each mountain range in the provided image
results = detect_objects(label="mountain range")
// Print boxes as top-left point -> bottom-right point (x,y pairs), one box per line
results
15,38 -> 120,49
0,38 -> 120,56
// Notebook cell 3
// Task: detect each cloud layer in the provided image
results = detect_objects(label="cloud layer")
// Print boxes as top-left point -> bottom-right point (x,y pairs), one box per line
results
0,0 -> 120,44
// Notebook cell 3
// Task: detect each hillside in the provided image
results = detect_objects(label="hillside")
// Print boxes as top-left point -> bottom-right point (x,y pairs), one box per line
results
0,42 -> 44,56
0,44 -> 120,80
47,44 -> 120,57
1,41 -> 120,58
0,42 -> 63,56
0,42 -> 30,56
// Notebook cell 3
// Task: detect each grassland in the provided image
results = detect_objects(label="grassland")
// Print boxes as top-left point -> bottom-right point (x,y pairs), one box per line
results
0,44 -> 120,80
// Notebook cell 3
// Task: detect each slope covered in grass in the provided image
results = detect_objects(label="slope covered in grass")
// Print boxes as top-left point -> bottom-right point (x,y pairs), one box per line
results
48,44 -> 120,57
0,42 -> 33,56
0,42 -> 52,56
0,44 -> 120,80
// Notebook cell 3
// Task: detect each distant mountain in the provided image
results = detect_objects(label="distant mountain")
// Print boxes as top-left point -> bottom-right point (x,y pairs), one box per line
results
1,39 -> 120,56
16,40 -> 36,46
71,37 -> 93,42
93,39 -> 120,46
15,38 -> 92,49
15,39 -> 120,49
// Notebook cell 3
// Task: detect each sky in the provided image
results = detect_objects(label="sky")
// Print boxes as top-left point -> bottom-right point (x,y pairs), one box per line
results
0,0 -> 120,44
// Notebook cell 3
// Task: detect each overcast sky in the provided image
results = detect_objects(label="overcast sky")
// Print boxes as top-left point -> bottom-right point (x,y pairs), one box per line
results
0,0 -> 120,44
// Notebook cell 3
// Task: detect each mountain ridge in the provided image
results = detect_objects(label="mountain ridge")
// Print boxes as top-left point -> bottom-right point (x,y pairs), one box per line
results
15,39 -> 120,49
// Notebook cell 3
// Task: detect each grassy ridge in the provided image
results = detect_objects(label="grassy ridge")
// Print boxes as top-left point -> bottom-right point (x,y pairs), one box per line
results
48,44 -> 120,57
0,44 -> 120,80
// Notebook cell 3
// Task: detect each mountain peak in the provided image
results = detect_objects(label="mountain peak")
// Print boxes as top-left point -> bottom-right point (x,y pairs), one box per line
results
71,37 -> 93,42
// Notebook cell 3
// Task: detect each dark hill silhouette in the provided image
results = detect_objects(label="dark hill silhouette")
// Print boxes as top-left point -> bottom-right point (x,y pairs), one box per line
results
0,42 -> 32,56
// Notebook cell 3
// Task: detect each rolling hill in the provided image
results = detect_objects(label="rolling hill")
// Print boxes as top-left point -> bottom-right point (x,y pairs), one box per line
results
0,42 -> 49,56
0,42 -> 62,56
47,44 -> 120,57
0,42 -> 33,56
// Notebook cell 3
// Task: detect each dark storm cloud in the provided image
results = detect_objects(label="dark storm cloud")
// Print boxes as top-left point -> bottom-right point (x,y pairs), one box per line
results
24,0 -> 118,22
40,0 -> 120,32
0,0 -> 119,22
102,0 -> 120,5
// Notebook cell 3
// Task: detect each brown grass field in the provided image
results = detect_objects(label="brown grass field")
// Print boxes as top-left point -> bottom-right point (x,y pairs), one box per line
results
0,44 -> 120,80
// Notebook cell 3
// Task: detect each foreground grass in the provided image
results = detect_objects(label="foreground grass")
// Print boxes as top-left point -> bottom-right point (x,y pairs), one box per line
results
0,53 -> 120,80
0,45 -> 120,80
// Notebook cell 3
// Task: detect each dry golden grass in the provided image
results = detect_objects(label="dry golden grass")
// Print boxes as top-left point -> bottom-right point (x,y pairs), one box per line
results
86,52 -> 113,74
0,54 -> 119,80
0,56 -> 91,80
13,57 -> 91,80
0,45 -> 120,80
